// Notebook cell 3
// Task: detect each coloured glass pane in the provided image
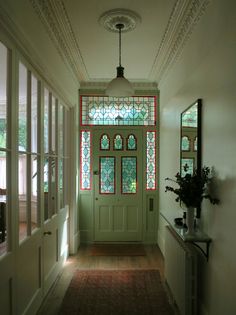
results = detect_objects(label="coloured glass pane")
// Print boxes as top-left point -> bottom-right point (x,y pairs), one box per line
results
146,131 -> 156,190
127,134 -> 137,150
80,131 -> 91,190
182,103 -> 197,127
100,134 -> 110,150
99,157 -> 115,194
114,134 -> 123,150
121,157 -> 137,194
181,158 -> 194,176
181,136 -> 190,151
194,137 -> 197,151
81,96 -> 156,126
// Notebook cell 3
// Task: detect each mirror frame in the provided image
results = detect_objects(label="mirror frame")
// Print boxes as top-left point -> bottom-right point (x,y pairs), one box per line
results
180,98 -> 202,217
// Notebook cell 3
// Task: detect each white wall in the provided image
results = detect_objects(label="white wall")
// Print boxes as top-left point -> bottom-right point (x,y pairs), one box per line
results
158,1 -> 236,314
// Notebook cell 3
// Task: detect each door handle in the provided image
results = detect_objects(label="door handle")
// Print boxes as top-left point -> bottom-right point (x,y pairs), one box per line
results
44,231 -> 52,236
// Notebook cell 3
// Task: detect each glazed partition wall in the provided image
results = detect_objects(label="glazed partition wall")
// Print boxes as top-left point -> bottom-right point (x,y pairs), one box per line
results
0,36 -> 68,315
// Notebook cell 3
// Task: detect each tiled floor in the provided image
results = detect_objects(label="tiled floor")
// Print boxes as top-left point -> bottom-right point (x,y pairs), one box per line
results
37,244 -> 168,315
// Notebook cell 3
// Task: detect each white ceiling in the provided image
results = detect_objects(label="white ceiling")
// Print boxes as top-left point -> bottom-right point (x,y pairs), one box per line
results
0,0 -> 206,105
63,0 -> 176,82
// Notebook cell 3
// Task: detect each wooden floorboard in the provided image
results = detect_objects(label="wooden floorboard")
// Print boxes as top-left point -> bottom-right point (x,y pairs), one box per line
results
37,244 -> 166,315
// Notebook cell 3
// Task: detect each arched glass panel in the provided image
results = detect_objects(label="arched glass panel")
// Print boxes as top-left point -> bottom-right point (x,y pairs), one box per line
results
194,136 -> 197,151
113,134 -> 123,150
100,134 -> 110,150
127,134 -> 137,150
181,136 -> 190,151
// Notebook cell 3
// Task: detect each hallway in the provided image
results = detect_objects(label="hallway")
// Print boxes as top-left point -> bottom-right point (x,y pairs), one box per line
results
37,245 -> 166,315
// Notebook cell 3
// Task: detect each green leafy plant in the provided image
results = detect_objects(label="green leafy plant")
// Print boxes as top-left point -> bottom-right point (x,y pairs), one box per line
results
165,166 -> 220,208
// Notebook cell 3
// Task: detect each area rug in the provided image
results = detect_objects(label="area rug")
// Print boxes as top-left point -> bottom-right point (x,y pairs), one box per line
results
89,244 -> 146,256
59,269 -> 174,315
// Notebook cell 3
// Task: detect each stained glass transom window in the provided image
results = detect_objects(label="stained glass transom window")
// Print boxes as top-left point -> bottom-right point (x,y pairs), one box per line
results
182,103 -> 197,127
127,134 -> 137,150
146,131 -> 156,190
121,157 -> 137,194
181,158 -> 194,176
99,157 -> 115,194
181,136 -> 190,151
100,134 -> 110,150
80,131 -> 91,190
114,134 -> 123,150
81,96 -> 156,126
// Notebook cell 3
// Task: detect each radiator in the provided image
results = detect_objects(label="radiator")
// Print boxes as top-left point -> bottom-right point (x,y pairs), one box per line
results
165,226 -> 197,315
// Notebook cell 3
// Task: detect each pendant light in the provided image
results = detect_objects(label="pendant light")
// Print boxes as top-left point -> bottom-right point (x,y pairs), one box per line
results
106,23 -> 134,97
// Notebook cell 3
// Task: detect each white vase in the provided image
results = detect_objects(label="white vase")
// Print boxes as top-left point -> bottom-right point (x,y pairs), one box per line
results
186,206 -> 195,235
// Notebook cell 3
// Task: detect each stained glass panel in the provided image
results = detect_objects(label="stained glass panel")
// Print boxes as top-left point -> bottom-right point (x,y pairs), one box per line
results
121,157 -> 137,194
80,131 -> 91,190
182,103 -> 197,127
100,134 -> 110,150
194,136 -> 197,151
114,134 -> 123,150
181,136 -> 190,151
81,96 -> 156,126
181,158 -> 194,176
99,157 -> 115,194
146,131 -> 156,190
127,134 -> 137,150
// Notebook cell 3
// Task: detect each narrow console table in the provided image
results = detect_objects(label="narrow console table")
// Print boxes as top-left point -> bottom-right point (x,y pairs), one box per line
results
161,212 -> 212,261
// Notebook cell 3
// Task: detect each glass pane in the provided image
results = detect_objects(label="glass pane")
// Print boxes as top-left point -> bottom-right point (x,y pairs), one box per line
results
181,136 -> 190,151
114,134 -> 123,150
51,157 -> 57,216
51,96 -> 56,153
0,151 -> 7,256
59,104 -> 64,156
31,75 -> 38,153
31,155 -> 38,231
44,157 -> 49,221
100,134 -> 110,150
194,137 -> 197,151
121,157 -> 137,194
59,158 -> 64,209
181,158 -> 194,177
146,131 -> 156,190
182,103 -> 198,127
81,96 -> 156,126
0,42 -> 8,149
19,153 -> 27,241
19,63 -> 27,151
99,157 -> 115,194
127,134 -> 137,150
44,89 -> 49,153
80,131 -> 91,190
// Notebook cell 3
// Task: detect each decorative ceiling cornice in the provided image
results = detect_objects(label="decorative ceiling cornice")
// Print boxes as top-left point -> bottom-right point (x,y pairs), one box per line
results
30,0 -> 89,82
149,0 -> 211,83
80,81 -> 158,91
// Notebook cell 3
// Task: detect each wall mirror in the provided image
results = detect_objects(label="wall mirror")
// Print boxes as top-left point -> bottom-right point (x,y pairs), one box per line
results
180,99 -> 202,215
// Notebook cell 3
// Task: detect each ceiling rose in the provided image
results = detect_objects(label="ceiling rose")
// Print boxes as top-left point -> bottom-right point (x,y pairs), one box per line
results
98,8 -> 141,33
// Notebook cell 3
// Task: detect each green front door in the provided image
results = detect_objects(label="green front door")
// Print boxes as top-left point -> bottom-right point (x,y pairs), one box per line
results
93,128 -> 143,242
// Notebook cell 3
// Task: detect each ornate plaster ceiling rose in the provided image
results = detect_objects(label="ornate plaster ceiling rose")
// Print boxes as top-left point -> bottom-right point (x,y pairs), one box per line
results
98,8 -> 141,33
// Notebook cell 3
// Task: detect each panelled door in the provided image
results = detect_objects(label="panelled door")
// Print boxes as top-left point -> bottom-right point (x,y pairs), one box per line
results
93,128 -> 143,242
